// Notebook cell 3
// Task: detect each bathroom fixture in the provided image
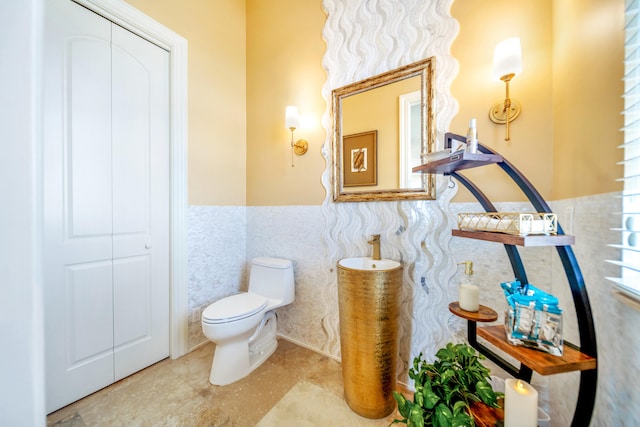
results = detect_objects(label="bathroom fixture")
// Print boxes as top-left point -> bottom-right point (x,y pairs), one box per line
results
337,257 -> 402,418
489,37 -> 522,141
201,257 -> 295,385
338,256 -> 400,271
367,234 -> 381,260
285,105 -> 308,167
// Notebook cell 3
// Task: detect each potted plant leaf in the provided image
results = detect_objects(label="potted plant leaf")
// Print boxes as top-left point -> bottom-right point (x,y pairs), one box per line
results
392,343 -> 503,427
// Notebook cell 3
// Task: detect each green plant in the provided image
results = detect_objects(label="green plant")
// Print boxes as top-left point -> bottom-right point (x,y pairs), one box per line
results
392,343 -> 502,427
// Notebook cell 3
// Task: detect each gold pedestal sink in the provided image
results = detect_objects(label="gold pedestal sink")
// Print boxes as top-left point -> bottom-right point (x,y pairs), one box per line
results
337,257 -> 403,419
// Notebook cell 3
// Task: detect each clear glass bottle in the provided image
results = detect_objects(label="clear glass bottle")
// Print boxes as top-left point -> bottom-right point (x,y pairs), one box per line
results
458,261 -> 479,312
466,118 -> 478,154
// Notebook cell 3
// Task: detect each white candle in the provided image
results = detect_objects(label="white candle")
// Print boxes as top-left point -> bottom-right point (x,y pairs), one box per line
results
504,379 -> 538,427
458,283 -> 479,312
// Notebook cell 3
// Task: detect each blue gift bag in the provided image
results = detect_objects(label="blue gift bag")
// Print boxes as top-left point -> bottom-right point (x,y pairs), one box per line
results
501,280 -> 563,356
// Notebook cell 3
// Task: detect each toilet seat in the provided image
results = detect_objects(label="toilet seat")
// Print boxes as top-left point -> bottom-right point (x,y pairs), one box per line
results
202,293 -> 267,324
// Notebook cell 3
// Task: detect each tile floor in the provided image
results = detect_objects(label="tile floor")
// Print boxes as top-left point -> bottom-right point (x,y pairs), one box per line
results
47,339 -> 406,426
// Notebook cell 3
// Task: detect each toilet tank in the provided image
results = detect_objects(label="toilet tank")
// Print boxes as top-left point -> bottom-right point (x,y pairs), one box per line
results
248,257 -> 295,308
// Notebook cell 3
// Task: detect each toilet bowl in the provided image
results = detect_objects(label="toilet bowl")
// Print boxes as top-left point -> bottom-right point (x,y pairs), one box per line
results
201,257 -> 294,385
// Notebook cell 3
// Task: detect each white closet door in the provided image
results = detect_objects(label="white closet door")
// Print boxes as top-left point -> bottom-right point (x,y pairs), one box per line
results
111,23 -> 170,381
43,0 -> 170,413
43,1 -> 114,413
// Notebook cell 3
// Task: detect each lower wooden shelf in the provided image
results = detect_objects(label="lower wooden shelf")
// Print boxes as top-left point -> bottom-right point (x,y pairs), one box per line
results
477,324 -> 597,376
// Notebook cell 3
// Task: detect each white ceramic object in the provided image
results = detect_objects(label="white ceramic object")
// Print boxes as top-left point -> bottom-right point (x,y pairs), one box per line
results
489,376 -> 550,427
201,257 -> 295,385
338,257 -> 401,271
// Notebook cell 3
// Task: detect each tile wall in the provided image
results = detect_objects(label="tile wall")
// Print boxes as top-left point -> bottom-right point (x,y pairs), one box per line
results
187,206 -> 247,349
548,193 -> 639,427
187,192 -> 637,425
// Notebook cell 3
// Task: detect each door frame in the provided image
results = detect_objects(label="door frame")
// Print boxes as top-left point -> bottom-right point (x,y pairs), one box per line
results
73,0 -> 189,358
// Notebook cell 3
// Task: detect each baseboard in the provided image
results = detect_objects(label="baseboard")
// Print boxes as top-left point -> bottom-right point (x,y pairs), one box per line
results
277,334 -> 341,363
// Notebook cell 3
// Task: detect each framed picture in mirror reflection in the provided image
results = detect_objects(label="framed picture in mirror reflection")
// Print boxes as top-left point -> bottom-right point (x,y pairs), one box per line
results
343,130 -> 377,187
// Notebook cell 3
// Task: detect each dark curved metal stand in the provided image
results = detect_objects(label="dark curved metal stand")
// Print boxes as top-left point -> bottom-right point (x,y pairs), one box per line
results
444,133 -> 598,427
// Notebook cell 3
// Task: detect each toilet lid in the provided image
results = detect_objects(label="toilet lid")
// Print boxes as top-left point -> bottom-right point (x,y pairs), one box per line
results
202,293 -> 267,323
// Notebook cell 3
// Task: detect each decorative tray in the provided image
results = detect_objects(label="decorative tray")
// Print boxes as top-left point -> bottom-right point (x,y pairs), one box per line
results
457,212 -> 557,236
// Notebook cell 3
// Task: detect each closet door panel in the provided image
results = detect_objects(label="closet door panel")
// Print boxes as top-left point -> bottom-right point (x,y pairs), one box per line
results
113,256 -> 151,346
44,0 -> 171,412
66,261 -> 114,363
69,38 -> 113,237
64,34 -> 113,264
43,0 -> 114,413
111,24 -> 170,381
111,47 -> 149,237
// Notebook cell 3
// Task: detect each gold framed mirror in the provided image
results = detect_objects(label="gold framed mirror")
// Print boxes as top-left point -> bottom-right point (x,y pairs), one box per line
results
332,57 -> 436,202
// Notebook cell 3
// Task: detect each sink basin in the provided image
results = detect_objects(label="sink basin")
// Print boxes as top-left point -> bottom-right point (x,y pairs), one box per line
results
338,257 -> 401,271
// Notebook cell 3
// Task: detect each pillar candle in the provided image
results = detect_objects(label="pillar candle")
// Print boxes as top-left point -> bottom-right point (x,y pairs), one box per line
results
458,283 -> 479,312
504,378 -> 538,427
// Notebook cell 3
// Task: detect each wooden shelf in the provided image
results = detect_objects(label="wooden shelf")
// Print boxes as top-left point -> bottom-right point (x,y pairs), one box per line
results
431,133 -> 597,425
448,302 -> 498,322
477,325 -> 596,376
452,229 -> 575,247
412,151 -> 503,175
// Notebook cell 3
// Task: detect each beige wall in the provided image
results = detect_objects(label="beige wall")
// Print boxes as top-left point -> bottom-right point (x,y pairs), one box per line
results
245,0 -> 327,206
450,0 -> 555,202
451,0 -> 623,202
125,0 -> 247,206
123,0 -> 623,206
552,0 -> 624,199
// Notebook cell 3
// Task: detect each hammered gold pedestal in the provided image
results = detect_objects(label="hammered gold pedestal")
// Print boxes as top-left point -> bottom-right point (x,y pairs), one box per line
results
337,260 -> 403,419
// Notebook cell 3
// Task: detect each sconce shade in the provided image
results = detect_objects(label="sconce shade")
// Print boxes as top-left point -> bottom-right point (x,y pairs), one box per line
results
490,37 -> 522,141
285,105 -> 299,129
493,37 -> 522,80
285,105 -> 307,166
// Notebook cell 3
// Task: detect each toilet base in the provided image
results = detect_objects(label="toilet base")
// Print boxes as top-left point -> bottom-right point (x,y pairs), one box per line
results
209,311 -> 278,386
249,311 -> 278,368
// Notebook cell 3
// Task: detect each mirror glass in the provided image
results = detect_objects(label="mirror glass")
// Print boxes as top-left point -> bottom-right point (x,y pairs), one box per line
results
332,57 -> 436,202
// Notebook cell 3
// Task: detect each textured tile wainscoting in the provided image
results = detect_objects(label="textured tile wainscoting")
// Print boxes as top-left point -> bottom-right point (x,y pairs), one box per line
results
549,193 -> 640,427
247,206 -> 328,353
188,206 -> 247,349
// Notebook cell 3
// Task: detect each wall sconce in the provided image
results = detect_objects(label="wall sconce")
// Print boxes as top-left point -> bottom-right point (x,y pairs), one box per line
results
489,37 -> 522,141
285,105 -> 308,167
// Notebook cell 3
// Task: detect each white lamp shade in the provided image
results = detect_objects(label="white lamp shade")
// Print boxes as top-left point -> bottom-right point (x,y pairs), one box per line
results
285,105 -> 299,129
493,37 -> 522,80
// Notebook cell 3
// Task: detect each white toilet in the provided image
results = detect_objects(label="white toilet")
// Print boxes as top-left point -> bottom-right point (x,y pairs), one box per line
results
201,257 -> 295,385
